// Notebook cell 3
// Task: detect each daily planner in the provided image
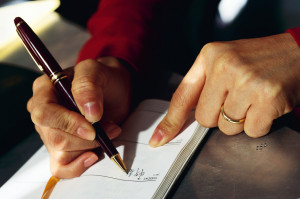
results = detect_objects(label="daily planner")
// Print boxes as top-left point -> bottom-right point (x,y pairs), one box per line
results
0,99 -> 208,199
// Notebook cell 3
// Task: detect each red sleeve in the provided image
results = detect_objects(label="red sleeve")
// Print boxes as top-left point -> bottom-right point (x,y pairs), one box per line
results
286,27 -> 300,123
77,0 -> 163,73
286,27 -> 300,48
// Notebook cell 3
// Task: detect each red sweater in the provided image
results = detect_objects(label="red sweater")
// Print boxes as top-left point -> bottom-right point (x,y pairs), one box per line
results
77,0 -> 300,122
77,0 -> 163,72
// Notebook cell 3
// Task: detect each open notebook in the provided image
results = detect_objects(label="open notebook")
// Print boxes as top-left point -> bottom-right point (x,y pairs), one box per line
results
0,99 -> 208,199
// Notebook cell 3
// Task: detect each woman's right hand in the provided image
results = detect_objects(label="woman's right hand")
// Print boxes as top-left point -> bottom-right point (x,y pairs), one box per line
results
27,58 -> 132,178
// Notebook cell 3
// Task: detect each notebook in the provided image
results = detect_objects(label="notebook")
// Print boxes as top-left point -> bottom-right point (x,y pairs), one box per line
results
0,99 -> 208,199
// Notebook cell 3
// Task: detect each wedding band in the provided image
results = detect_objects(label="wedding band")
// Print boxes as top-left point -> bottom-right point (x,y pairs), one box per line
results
221,105 -> 245,124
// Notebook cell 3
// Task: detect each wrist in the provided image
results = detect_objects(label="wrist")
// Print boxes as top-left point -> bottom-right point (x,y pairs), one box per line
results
96,56 -> 133,110
96,56 -> 132,84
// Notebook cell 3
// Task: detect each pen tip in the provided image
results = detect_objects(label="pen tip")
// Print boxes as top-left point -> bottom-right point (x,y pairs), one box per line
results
111,154 -> 127,173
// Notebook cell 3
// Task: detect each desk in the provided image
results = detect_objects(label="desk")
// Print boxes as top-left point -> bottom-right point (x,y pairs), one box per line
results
172,127 -> 300,198
0,13 -> 299,198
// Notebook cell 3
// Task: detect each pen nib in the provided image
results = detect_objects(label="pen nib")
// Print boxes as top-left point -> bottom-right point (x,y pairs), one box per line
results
111,154 -> 127,173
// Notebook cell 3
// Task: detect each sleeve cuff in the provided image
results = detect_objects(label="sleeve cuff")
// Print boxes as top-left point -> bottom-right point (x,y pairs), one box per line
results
286,27 -> 300,48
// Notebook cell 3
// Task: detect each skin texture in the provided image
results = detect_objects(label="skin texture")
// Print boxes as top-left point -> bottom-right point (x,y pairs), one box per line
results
27,57 -> 131,178
27,33 -> 300,178
149,33 -> 300,147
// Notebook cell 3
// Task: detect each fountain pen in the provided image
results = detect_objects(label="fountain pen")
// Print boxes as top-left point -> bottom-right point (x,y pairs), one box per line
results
14,17 -> 126,172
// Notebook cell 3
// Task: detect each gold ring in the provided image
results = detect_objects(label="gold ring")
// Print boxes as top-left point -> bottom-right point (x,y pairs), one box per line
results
221,105 -> 245,124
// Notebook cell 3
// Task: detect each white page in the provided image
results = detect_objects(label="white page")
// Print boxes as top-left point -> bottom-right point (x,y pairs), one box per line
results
0,99 -> 207,199
50,99 -> 206,199
0,146 -> 51,199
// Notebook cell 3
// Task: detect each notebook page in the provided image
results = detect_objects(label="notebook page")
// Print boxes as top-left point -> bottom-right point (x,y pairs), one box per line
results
50,99 -> 205,199
0,146 -> 51,199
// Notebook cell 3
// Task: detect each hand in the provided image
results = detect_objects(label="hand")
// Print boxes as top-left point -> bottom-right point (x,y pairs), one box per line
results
149,33 -> 300,147
27,57 -> 131,178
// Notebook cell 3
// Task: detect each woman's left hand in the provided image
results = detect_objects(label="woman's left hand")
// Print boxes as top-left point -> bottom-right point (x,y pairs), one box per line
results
149,33 -> 300,147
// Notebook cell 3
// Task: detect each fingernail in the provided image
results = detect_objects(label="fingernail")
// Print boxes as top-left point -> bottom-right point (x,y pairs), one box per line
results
149,128 -> 164,147
84,154 -> 98,167
104,121 -> 122,139
77,127 -> 94,140
84,102 -> 100,122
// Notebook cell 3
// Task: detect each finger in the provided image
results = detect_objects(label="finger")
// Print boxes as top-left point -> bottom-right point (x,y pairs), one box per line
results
37,121 -> 120,152
27,97 -> 33,112
72,59 -> 106,123
32,74 -> 58,104
100,120 -> 122,139
30,102 -> 95,140
244,104 -> 277,138
48,149 -> 86,166
50,151 -> 99,179
195,74 -> 227,127
36,126 -> 87,166
32,74 -> 51,91
37,126 -> 99,152
149,61 -> 206,147
195,45 -> 240,127
218,90 -> 250,135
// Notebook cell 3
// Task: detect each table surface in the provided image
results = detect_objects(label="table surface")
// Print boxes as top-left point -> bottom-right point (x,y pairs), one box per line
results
1,13 -> 299,199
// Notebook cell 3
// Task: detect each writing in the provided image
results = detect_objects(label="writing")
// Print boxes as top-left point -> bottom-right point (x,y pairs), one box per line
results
127,168 -> 159,182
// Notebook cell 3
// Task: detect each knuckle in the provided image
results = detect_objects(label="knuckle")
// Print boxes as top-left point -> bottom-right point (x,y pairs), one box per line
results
260,81 -> 283,101
213,50 -> 242,74
233,67 -> 256,91
56,112 -> 81,135
257,81 -> 293,114
30,105 -> 47,125
47,132 -> 69,151
32,75 -> 47,92
160,118 -> 180,136
201,42 -> 222,55
250,75 -> 293,116
197,42 -> 222,65
72,75 -> 99,96
261,84 -> 279,104
26,98 -> 33,113
171,88 -> 187,109
55,153 -> 71,165
32,77 -> 41,91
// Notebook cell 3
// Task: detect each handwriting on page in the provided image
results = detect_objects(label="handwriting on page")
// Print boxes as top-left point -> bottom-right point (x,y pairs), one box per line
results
127,168 -> 159,181
83,168 -> 160,182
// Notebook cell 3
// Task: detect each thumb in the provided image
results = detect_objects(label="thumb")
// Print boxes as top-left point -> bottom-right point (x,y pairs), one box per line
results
72,59 -> 107,123
149,61 -> 206,147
